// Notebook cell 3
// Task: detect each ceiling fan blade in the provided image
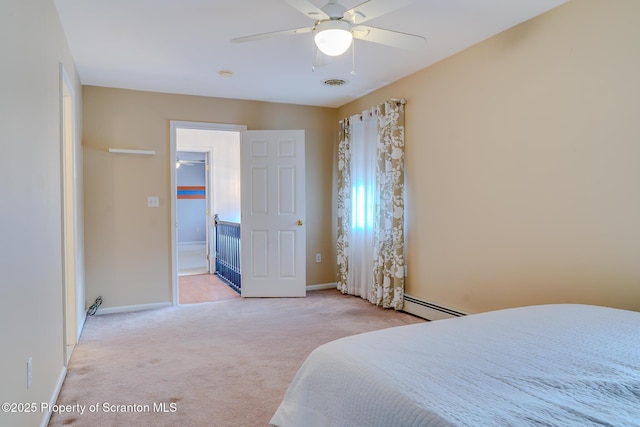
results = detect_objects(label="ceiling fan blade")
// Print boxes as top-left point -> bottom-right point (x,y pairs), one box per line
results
177,159 -> 205,165
284,0 -> 330,20
353,25 -> 426,50
231,27 -> 313,44
346,0 -> 417,24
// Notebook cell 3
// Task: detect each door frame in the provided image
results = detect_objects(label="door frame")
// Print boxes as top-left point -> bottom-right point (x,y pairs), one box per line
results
60,64 -> 82,365
170,121 -> 247,305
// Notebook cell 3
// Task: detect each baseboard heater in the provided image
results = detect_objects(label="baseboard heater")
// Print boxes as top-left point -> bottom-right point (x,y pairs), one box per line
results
403,294 -> 466,321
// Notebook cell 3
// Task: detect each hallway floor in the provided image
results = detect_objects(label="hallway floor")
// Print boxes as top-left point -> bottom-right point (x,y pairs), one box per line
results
178,242 -> 208,276
179,274 -> 240,304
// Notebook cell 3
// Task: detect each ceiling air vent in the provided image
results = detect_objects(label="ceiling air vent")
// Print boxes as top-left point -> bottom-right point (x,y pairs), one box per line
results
322,78 -> 348,87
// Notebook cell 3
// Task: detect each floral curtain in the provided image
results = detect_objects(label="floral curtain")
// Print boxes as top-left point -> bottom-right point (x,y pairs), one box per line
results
337,117 -> 352,297
337,100 -> 406,309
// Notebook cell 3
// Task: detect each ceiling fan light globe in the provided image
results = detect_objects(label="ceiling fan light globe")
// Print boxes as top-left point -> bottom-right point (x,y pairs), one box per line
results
314,20 -> 353,56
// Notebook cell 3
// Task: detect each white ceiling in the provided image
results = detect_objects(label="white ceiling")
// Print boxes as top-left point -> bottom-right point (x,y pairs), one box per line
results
53,0 -> 567,108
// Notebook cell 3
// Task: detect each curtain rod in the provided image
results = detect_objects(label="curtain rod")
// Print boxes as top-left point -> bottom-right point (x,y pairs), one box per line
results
340,98 -> 406,124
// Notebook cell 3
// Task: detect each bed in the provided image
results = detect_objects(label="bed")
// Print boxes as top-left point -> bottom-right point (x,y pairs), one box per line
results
270,304 -> 640,426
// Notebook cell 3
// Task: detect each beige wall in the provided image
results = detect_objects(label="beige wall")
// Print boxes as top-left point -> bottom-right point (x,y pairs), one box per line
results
0,1 -> 84,426
338,0 -> 640,314
83,87 -> 337,308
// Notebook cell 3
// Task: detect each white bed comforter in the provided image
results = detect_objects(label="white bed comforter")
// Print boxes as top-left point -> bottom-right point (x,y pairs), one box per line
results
271,304 -> 640,427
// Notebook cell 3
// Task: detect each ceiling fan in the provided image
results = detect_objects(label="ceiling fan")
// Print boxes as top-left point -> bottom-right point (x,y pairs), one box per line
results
231,0 -> 426,57
176,158 -> 205,168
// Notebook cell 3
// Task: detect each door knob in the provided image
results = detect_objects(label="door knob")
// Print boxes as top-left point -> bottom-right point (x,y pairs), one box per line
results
297,219 -> 303,226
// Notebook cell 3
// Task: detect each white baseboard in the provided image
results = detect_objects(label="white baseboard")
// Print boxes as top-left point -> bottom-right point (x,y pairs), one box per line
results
93,286 -> 333,313
306,283 -> 337,291
305,286 -> 464,321
178,241 -> 206,250
402,294 -> 467,321
93,302 -> 172,316
41,366 -> 67,427
76,312 -> 87,341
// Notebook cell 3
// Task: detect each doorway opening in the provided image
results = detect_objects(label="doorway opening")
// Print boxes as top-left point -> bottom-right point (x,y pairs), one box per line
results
176,151 -> 208,276
170,121 -> 245,305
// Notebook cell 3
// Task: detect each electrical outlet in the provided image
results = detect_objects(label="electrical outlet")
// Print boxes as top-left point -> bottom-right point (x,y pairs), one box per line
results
315,253 -> 322,263
27,357 -> 32,389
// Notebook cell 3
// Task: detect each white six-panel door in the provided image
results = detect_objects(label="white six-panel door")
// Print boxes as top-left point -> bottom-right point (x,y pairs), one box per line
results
240,130 -> 306,297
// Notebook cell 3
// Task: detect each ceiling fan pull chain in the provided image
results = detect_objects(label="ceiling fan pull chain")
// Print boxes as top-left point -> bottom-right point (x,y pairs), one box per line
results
311,36 -> 317,72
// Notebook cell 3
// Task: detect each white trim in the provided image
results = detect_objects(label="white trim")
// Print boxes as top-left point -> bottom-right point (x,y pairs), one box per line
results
178,241 -> 206,249
171,120 -> 247,132
306,283 -> 337,291
40,366 -> 67,427
60,63 -> 81,365
92,302 -> 172,316
77,312 -> 87,339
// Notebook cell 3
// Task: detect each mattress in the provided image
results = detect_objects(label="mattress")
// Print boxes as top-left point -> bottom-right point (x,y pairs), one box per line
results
270,304 -> 640,427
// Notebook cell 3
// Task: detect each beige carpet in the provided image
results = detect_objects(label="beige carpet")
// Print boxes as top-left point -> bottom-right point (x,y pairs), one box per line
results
49,289 -> 424,427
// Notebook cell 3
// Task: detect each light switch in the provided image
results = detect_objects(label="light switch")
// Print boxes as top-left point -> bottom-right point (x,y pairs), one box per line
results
147,196 -> 160,208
